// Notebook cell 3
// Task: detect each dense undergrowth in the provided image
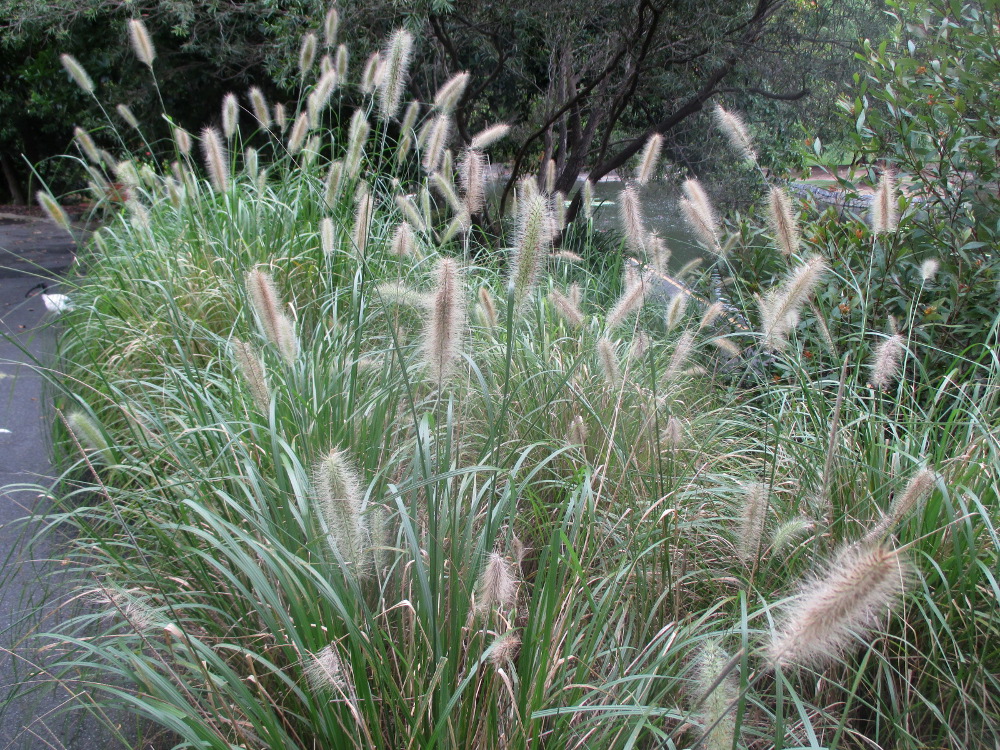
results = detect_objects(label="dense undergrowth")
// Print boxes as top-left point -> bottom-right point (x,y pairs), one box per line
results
10,13 -> 1000,750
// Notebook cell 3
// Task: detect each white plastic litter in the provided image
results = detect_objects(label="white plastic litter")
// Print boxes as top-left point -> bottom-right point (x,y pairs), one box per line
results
41,293 -> 73,313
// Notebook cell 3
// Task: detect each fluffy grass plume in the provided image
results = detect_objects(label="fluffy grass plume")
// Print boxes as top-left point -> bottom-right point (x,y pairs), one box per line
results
66,410 -> 108,454
664,330 -> 695,381
273,102 -> 287,133
320,217 -> 336,256
459,149 -> 486,215
543,158 -> 556,194
422,114 -> 451,174
433,72 -> 470,113
738,482 -> 769,563
758,255 -> 827,351
352,183 -> 373,257
476,552 -> 518,614
768,543 -> 911,668
200,126 -> 229,192
345,109 -> 370,178
231,339 -> 270,412
304,644 -> 350,694
423,257 -> 465,384
694,640 -> 739,750
36,191 -> 71,231
246,269 -> 298,364
872,170 -> 898,234
680,178 -> 720,252
470,124 -> 510,150
597,337 -> 623,387
299,32 -> 318,76
920,258 -> 940,282
73,127 -> 101,164
867,468 -> 937,541
248,87 -> 271,129
287,111 -> 310,155
606,275 -> 646,332
477,286 -> 499,328
221,92 -> 239,139
619,185 -> 646,255
127,18 -> 156,67
309,70 -> 339,127
313,448 -> 367,575
390,221 -> 414,257
116,104 -> 140,130
360,51 -> 383,94
869,332 -> 904,390
378,29 -> 415,120
548,288 -> 585,328
508,191 -> 552,309
713,103 -> 756,162
666,293 -> 688,331
582,178 -> 595,221
335,43 -> 349,79
636,133 -> 663,186
323,6 -> 339,47
60,53 -> 94,94
768,186 -> 799,257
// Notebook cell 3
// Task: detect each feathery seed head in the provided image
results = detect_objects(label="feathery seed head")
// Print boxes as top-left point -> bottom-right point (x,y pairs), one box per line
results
768,186 -> 799,257
395,194 -> 426,233
345,109 -> 370,177
477,286 -> 498,328
200,126 -> 229,192
459,148 -> 486,215
488,631 -> 521,666
606,276 -> 646,332
869,332 -> 904,390
60,54 -> 94,94
378,28 -> 415,120
335,44 -> 349,78
542,158 -> 556,194
423,258 -> 466,384
248,87 -> 271,129
390,221 -> 414,257
680,178 -> 720,252
548,288 -> 585,328
287,111 -> 310,155
273,103 -> 287,133
508,191 -> 552,309
36,191 -> 71,231
476,552 -> 518,614
314,449 -> 367,574
360,51 -> 383,94
116,104 -> 140,130
694,640 -> 739,750
636,133 -> 663,186
619,184 -> 646,255
768,543 -> 911,668
244,147 -> 259,179
221,92 -> 239,139
246,269 -> 298,364
664,330 -> 696,381
597,337 -> 623,387
299,32 -> 318,76
738,482 -> 769,563
713,103 -> 756,162
666,293 -> 688,331
304,644 -> 349,693
324,6 -> 340,47
567,414 -> 588,448
309,70 -> 340,126
66,410 -> 108,454
920,258 -> 939,283
127,18 -> 156,67
173,126 -> 192,156
661,415 -> 684,452
73,127 -> 101,164
352,183 -> 373,257
422,114 -> 451,174
430,172 -> 464,216
320,217 -> 336,255
759,255 -> 827,351
231,339 -> 270,412
400,100 -> 420,134
470,123 -> 510,150
872,170 -> 898,234
433,72 -> 470,113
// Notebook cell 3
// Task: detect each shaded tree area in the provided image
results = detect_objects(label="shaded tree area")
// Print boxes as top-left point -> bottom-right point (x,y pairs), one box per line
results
0,0 -> 886,207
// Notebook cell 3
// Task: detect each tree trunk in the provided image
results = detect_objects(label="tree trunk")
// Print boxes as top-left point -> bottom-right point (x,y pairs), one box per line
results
0,152 -> 26,205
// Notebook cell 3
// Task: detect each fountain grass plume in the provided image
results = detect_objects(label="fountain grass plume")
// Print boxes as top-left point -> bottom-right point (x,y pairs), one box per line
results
116,104 -> 140,130
66,410 -> 109,454
299,32 -> 318,76
543,158 -> 556,194
430,172 -> 464,216
324,6 -> 339,47
73,127 -> 100,164
666,293 -> 688,331
221,93 -> 239,139
321,54 -> 333,76
309,70 -> 339,127
636,133 -> 663,186
866,468 -> 937,542
548,288 -> 585,328
321,217 -> 336,255
60,54 -> 94,94
313,448 -> 367,576
488,631 -> 521,667
459,149 -> 486,215
434,72 -> 470,113
345,109 -> 370,178
699,301 -> 724,330
287,111 -> 310,155
508,191 -> 552,310
423,114 -> 451,174
127,18 -> 156,67
200,126 -> 229,192
231,339 -> 270,412
400,100 -> 420,134
361,52 -> 383,94
478,286 -> 498,327
567,414 -> 588,448
606,275 -> 646,332
470,124 -> 510,150
390,221 -> 414,256
768,542 -> 912,668
768,186 -> 799,257
738,481 -> 769,563
395,194 -> 426,233
305,644 -> 350,694
352,183 -> 373,257
920,258 -> 939,282
246,269 -> 298,364
248,87 -> 271,129
872,170 -> 898,234
619,184 -> 646,255
324,160 -> 344,205
713,103 -> 756,163
680,178 -> 720,253
597,337 -> 623,387
375,283 -> 430,309
869,332 -> 904,390
335,44 -> 349,78
759,255 -> 827,351
664,330 -> 695,381
661,415 -> 684,451
36,191 -> 71,232
694,640 -> 739,750
476,552 -> 518,614
273,103 -> 287,133
378,29 -> 415,120
173,126 -> 192,156
423,257 -> 465,384
647,233 -> 670,273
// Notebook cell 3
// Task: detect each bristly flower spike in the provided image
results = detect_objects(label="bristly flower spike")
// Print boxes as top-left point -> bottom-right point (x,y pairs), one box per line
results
636,133 -> 663,186
60,54 -> 94,94
127,18 -> 156,68
246,269 -> 298,364
423,257 -> 466,384
200,126 -> 229,192
378,28 -> 415,121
